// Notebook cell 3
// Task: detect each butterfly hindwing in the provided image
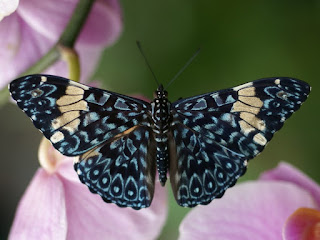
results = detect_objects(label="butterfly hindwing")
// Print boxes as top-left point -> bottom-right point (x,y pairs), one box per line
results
75,126 -> 156,209
9,75 -> 151,156
169,123 -> 247,207
170,77 -> 310,206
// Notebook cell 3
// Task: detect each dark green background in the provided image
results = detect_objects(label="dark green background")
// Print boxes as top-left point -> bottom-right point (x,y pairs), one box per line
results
1,1 -> 319,239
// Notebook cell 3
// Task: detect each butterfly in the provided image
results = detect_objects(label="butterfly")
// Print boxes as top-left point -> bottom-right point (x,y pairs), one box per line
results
9,75 -> 310,209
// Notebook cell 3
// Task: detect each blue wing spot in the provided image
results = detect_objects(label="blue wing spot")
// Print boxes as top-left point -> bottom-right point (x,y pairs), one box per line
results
102,177 -> 108,184
98,92 -> 110,106
191,98 -> 207,110
225,95 -> 236,104
114,98 -> 130,110
83,112 -> 100,127
85,93 -> 96,103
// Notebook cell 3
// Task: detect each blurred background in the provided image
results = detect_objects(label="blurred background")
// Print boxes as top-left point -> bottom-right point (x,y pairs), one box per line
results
1,1 -> 319,239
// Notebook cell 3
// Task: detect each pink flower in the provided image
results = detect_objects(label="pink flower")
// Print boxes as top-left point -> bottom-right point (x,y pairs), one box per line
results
9,139 -> 168,239
179,162 -> 320,240
0,0 -> 122,89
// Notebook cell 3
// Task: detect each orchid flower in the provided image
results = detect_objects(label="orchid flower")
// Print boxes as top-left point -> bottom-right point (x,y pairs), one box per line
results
9,139 -> 168,240
0,0 -> 122,89
179,162 -> 320,240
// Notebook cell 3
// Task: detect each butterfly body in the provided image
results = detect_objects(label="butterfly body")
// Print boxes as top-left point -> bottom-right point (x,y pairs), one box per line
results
9,75 -> 310,209
150,84 -> 171,186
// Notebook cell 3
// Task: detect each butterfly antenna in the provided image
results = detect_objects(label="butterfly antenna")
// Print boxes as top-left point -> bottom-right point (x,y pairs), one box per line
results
165,48 -> 200,90
136,41 -> 160,87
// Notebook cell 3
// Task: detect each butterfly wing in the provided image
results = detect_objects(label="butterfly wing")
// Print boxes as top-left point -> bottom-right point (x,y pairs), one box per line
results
9,74 -> 151,156
10,74 -> 156,209
170,77 -> 310,207
75,126 -> 156,209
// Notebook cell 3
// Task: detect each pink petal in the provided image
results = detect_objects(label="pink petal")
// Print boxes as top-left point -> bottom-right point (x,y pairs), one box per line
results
283,208 -> 320,240
1,0 -> 122,87
78,0 -> 122,46
1,20 -> 104,87
9,169 -> 67,240
18,0 -> 77,41
61,172 -> 167,240
0,15 -> 53,87
0,13 -> 22,88
260,162 -> 320,208
76,46 -> 103,82
57,156 -> 90,186
179,181 -> 317,240
18,0 -> 122,46
0,13 -> 20,61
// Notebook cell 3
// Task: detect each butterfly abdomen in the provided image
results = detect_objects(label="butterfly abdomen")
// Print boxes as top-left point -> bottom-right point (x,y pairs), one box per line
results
155,134 -> 169,186
151,85 -> 171,186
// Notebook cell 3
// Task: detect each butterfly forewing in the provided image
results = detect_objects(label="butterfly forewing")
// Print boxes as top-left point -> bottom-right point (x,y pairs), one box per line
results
170,77 -> 310,206
9,75 -> 151,156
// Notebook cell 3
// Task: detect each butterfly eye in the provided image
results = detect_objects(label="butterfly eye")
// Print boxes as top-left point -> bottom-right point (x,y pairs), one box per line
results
30,89 -> 43,98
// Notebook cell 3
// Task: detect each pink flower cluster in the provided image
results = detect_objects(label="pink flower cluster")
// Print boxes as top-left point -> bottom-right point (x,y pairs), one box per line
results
0,0 -> 122,89
179,163 -> 320,240
9,141 -> 168,239
10,142 -> 319,240
3,1 -> 319,239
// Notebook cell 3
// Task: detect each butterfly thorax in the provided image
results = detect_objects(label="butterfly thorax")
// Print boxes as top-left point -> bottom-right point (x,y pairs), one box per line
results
151,85 -> 171,186
151,85 -> 171,133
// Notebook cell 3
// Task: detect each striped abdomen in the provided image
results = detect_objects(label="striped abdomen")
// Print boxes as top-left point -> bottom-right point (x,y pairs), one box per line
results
151,85 -> 171,186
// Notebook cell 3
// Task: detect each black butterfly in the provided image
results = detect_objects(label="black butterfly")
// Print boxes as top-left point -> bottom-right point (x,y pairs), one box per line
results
9,75 -> 310,209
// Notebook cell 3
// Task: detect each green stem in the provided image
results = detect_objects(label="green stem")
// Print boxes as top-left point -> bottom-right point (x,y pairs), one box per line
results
1,0 -> 96,106
59,45 -> 80,81
59,0 -> 95,48
20,0 -> 96,76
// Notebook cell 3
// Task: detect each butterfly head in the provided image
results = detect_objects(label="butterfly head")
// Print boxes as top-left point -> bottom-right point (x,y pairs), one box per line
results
154,84 -> 168,99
